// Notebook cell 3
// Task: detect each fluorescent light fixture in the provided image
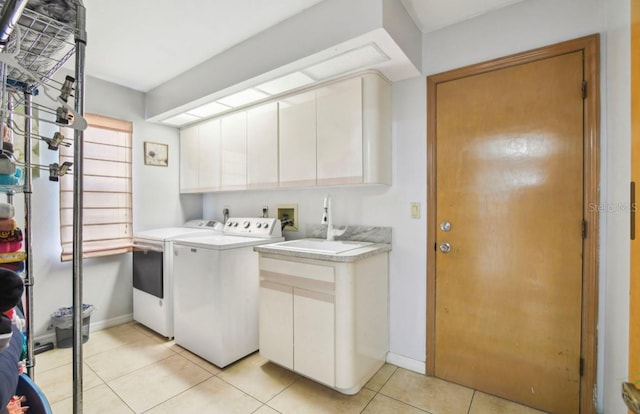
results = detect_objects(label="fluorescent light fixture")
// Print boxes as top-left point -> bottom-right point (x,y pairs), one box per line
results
161,42 -> 391,127
303,43 -> 389,80
163,113 -> 201,126
255,71 -> 316,95
187,101 -> 232,118
216,88 -> 270,108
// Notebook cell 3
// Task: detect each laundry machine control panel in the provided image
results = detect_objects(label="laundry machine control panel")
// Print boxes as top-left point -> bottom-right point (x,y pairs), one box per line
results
224,217 -> 282,238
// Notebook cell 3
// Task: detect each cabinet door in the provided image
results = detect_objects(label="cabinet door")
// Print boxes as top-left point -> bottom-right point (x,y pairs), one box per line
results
247,102 -> 278,189
294,288 -> 335,387
316,77 -> 363,185
259,281 -> 294,369
179,125 -> 199,192
279,90 -> 316,187
220,111 -> 247,190
197,118 -> 221,191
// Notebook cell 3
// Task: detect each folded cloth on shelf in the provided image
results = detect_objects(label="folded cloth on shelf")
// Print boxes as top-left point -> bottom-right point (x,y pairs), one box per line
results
0,252 -> 26,264
0,229 -> 22,243
0,159 -> 15,175
0,219 -> 16,232
0,242 -> 21,254
0,205 -> 14,220
0,228 -> 22,244
0,168 -> 22,187
0,262 -> 24,273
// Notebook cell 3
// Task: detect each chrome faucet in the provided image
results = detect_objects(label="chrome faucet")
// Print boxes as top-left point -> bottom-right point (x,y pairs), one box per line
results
322,194 -> 345,241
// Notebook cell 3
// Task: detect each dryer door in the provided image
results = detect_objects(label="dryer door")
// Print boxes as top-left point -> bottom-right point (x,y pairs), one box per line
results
133,245 -> 163,299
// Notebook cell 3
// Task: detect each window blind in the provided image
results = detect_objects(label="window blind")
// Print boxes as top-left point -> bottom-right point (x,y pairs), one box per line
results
59,114 -> 133,261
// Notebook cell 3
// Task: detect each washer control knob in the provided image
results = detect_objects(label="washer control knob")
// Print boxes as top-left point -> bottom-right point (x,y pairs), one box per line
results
243,221 -> 251,229
263,223 -> 269,229
256,223 -> 262,228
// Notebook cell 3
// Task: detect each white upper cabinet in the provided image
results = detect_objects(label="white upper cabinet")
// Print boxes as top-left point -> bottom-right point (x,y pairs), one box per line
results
179,124 -> 199,192
220,111 -> 247,190
278,90 -> 317,187
180,119 -> 221,193
247,102 -> 279,189
316,77 -> 363,185
197,118 -> 221,191
179,72 -> 391,193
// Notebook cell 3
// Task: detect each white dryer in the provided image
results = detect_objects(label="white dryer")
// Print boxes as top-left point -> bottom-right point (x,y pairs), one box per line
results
172,217 -> 283,367
132,220 -> 223,338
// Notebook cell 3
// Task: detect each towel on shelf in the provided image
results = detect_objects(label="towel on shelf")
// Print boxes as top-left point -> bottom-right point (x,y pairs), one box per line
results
0,262 -> 24,274
0,219 -> 16,232
0,205 -> 14,220
0,252 -> 26,264
0,229 -> 22,243
0,168 -> 22,187
0,243 -> 21,254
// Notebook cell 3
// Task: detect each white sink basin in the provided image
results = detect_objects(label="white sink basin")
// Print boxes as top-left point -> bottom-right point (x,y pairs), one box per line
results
269,239 -> 373,254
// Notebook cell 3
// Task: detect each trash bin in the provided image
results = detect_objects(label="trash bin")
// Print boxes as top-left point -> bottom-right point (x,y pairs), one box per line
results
49,304 -> 94,348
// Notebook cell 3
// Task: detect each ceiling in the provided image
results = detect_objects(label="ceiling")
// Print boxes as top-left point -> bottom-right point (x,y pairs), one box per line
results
81,0 -> 526,94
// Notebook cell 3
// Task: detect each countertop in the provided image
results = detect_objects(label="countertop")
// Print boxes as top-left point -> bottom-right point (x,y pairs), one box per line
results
253,242 -> 391,263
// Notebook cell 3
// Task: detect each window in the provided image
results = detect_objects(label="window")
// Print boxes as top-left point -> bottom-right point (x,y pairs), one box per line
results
59,114 -> 132,261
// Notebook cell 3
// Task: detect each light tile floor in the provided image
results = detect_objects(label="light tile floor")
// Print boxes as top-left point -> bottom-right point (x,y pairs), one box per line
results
31,322 -> 548,414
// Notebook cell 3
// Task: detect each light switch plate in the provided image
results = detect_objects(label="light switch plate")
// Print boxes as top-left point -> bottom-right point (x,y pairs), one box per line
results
410,202 -> 420,219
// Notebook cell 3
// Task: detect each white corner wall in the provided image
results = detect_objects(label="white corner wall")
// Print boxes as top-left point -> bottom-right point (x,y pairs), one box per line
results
602,0 -> 631,413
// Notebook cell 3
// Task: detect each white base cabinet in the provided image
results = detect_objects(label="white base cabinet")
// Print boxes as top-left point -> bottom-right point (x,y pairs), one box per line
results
258,252 -> 389,394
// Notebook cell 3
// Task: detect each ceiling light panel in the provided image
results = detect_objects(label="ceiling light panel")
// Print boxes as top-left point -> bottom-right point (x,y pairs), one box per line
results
186,101 -> 232,118
304,43 -> 389,80
163,113 -> 201,126
216,88 -> 270,108
255,71 -> 316,95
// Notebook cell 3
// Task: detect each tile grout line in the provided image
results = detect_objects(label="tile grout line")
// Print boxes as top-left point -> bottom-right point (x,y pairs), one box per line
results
467,390 -> 476,414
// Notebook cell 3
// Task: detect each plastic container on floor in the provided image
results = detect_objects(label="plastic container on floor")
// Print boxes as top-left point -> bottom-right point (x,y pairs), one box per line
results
49,304 -> 94,348
16,374 -> 53,414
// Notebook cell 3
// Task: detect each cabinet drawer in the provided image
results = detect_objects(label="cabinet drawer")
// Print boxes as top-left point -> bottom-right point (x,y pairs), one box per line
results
260,257 -> 334,283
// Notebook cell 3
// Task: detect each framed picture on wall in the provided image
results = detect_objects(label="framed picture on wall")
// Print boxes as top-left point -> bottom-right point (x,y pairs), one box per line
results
144,141 -> 168,167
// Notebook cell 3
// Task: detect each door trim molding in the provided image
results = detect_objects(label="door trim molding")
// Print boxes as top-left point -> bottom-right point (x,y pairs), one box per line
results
426,34 -> 600,414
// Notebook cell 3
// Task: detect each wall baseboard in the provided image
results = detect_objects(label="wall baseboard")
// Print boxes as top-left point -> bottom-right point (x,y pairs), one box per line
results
34,313 -> 134,347
386,352 -> 426,374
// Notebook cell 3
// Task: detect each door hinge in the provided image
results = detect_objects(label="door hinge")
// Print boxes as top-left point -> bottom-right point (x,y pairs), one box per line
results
582,80 -> 587,99
580,357 -> 584,377
582,219 -> 587,239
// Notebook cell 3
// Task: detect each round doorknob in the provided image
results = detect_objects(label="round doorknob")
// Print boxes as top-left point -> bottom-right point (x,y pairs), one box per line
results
439,242 -> 451,253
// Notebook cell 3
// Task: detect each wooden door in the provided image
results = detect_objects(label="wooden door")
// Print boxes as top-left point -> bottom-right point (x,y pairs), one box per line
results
432,52 -> 585,413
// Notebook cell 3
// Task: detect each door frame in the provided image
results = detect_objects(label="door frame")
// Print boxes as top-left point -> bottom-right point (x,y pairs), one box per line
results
426,34 -> 600,413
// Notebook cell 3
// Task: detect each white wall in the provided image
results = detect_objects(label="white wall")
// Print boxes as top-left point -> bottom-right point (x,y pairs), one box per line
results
22,70 -> 195,342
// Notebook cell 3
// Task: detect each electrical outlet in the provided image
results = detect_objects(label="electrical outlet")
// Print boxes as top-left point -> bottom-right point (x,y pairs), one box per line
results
277,204 -> 298,232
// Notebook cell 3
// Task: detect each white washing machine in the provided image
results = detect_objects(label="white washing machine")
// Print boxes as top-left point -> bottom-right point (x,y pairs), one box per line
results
172,217 -> 283,367
132,219 -> 223,338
